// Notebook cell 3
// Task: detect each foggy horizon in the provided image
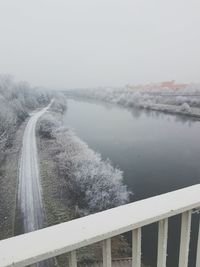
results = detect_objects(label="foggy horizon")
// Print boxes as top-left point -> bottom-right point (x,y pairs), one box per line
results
1,0 -> 200,89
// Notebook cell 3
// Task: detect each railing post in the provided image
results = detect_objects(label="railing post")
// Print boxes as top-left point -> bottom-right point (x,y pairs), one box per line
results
178,210 -> 192,267
157,219 -> 168,267
132,228 -> 141,267
196,220 -> 200,267
69,251 -> 77,267
103,238 -> 112,267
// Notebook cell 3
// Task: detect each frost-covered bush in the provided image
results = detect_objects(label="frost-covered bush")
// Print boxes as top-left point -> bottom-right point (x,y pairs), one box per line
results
55,128 -> 130,214
176,96 -> 188,105
39,114 -> 130,215
38,114 -> 59,139
180,102 -> 191,113
50,95 -> 67,114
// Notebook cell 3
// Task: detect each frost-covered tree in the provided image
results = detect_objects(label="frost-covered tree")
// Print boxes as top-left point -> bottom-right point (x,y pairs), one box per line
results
65,84 -> 200,113
0,74 -> 50,155
39,114 -> 130,215
38,114 -> 59,139
50,95 -> 67,114
180,102 -> 191,113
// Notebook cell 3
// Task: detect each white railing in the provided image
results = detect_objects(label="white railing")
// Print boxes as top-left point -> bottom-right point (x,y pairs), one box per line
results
0,184 -> 200,267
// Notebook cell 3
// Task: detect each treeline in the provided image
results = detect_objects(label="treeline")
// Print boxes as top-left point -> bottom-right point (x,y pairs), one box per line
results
0,75 -> 50,158
65,86 -> 200,113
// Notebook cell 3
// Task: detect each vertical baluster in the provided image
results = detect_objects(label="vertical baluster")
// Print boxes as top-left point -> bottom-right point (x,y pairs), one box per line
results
196,220 -> 200,267
157,219 -> 168,267
178,210 -> 192,267
103,238 -> 112,267
69,251 -> 77,267
132,228 -> 141,267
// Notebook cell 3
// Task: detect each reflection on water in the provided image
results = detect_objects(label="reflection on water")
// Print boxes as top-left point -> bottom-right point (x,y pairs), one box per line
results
64,98 -> 200,267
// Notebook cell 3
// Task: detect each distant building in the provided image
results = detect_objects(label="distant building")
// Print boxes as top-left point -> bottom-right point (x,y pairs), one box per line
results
161,80 -> 187,90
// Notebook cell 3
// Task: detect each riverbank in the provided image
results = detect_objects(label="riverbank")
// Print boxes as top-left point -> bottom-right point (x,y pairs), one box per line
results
37,105 -> 132,265
141,102 -> 200,120
64,88 -> 200,120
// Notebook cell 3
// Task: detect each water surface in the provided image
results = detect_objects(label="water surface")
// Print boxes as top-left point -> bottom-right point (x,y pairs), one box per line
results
65,99 -> 200,199
64,99 -> 200,267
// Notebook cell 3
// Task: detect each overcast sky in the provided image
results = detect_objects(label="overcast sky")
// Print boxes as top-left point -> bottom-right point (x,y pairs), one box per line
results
0,0 -> 200,88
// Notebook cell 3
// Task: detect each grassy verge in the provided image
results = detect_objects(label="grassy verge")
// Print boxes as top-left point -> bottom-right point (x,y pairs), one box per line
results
0,120 -> 27,240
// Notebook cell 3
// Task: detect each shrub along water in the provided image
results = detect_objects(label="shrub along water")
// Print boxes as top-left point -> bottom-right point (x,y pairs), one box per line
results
38,109 -> 130,215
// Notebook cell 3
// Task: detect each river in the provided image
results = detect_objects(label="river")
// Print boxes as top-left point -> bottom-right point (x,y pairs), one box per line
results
64,98 -> 200,267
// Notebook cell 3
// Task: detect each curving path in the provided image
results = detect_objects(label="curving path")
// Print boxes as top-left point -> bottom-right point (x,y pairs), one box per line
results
18,101 -> 53,233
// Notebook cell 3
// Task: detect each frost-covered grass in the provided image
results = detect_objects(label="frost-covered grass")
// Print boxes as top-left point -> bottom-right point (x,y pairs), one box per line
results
0,75 -> 51,239
65,85 -> 200,118
0,121 -> 26,240
38,113 -> 130,215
